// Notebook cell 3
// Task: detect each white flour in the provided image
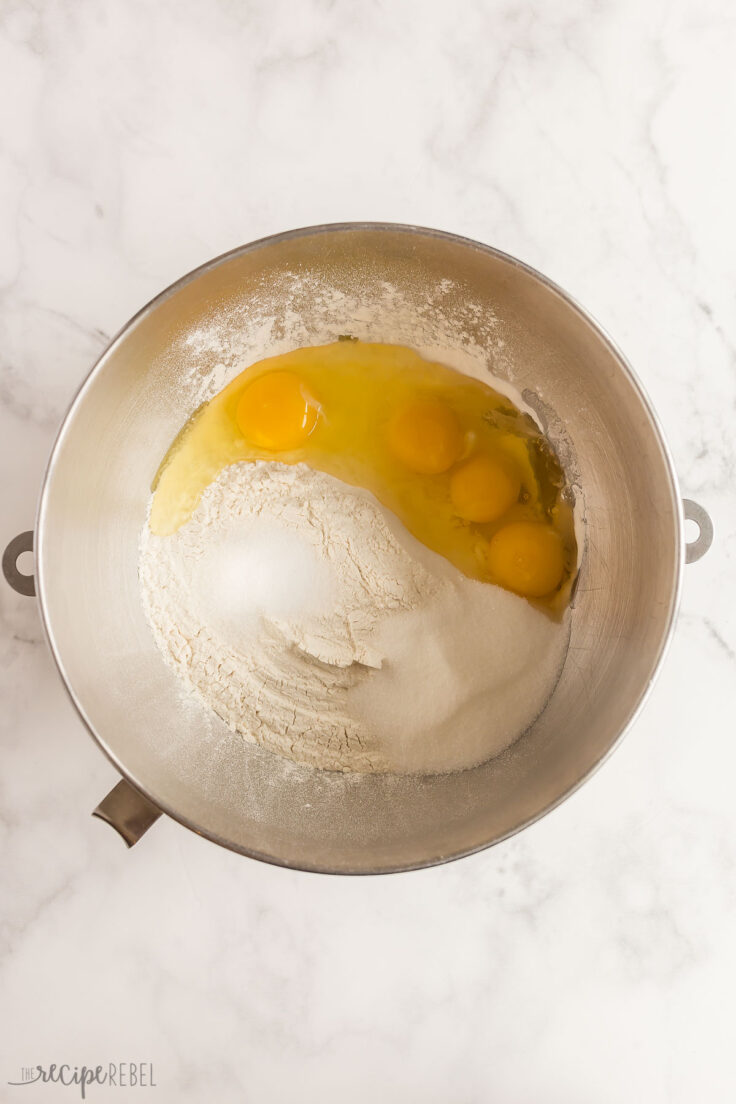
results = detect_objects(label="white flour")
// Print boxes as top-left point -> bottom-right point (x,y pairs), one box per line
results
139,461 -> 569,774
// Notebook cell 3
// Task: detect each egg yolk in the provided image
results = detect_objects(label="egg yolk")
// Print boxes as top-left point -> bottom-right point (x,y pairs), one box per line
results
450,453 -> 521,523
236,370 -> 318,450
486,522 -> 565,598
387,399 -> 463,474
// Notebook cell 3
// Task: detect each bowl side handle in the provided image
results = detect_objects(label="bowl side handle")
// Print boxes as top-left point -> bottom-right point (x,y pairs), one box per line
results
3,530 -> 35,596
683,499 -> 713,564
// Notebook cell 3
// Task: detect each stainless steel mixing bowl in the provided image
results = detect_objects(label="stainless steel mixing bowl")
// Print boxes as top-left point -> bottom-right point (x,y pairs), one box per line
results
3,224 -> 713,873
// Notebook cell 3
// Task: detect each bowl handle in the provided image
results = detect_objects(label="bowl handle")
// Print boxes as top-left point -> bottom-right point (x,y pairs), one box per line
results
92,779 -> 162,846
683,499 -> 713,564
3,530 -> 35,596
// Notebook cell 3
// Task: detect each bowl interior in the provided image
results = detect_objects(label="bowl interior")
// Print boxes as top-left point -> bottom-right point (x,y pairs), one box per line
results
37,226 -> 681,872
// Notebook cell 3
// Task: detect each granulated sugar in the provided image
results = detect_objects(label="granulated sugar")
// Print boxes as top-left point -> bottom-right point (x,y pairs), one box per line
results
348,576 -> 569,773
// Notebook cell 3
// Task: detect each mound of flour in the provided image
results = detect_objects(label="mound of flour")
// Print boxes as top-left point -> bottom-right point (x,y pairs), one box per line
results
139,462 -> 569,774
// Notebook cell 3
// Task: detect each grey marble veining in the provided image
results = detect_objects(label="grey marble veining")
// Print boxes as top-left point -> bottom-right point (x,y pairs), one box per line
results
1,1 -> 735,1100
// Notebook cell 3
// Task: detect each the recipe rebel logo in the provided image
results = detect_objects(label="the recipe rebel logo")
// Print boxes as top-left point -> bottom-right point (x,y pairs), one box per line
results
7,1062 -> 156,1098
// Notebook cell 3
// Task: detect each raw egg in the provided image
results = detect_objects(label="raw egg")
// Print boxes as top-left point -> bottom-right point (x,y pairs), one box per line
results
387,399 -> 464,474
450,453 -> 521,523
236,370 -> 318,450
151,341 -> 576,612
486,522 -> 565,598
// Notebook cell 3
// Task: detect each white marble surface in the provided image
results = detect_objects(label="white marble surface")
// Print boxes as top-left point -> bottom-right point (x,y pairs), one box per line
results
1,1 -> 735,1100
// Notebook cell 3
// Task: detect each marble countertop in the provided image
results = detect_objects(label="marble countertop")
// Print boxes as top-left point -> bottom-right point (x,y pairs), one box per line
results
2,1 -> 735,1100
